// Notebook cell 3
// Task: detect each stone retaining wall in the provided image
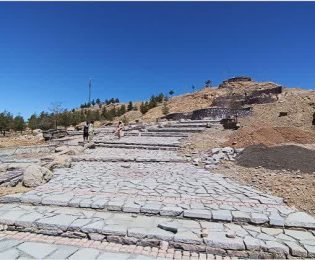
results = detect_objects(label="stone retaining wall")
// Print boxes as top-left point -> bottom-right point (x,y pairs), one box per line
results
161,107 -> 252,121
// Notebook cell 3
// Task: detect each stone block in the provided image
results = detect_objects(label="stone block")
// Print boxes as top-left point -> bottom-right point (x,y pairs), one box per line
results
183,209 -> 212,220
212,210 -> 232,222
204,231 -> 245,250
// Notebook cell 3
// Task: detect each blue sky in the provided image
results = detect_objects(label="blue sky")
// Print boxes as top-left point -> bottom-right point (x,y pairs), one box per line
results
0,2 -> 315,119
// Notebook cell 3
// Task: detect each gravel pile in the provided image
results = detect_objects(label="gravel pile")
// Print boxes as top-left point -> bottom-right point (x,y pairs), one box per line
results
236,144 -> 315,173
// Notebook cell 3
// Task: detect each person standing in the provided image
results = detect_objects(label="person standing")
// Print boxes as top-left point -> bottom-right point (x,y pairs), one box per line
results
88,121 -> 95,142
115,121 -> 124,139
83,121 -> 89,142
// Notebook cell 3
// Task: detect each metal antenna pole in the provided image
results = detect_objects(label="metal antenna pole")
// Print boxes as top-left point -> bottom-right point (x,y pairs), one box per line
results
88,79 -> 92,104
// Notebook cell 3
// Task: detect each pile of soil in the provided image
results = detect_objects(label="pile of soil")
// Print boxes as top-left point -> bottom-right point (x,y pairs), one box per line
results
226,126 -> 315,148
236,144 -> 315,173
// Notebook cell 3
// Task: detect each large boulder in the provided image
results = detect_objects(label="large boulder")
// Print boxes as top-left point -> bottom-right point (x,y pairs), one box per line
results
46,155 -> 72,170
23,165 -> 53,187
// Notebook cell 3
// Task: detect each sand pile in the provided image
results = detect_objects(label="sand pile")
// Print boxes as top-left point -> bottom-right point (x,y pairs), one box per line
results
236,144 -> 315,173
226,126 -> 315,148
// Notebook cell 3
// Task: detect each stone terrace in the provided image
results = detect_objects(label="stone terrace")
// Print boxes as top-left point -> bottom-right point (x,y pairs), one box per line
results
1,120 -> 315,259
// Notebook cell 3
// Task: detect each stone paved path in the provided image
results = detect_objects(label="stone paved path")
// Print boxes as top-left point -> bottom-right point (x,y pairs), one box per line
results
1,123 -> 315,259
0,231 -> 231,259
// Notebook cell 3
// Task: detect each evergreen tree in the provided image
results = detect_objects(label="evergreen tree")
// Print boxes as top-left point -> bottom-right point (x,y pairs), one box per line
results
127,101 -> 133,111
12,116 -> 25,133
28,114 -> 39,131
119,105 -> 126,116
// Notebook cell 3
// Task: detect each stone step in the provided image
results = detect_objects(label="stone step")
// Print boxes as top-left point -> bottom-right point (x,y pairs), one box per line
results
95,144 -> 178,151
125,132 -> 190,137
147,128 -> 205,133
72,157 -> 186,163
0,204 -> 314,258
0,231 -> 227,259
2,191 -> 315,230
94,141 -> 180,148
176,120 -> 221,124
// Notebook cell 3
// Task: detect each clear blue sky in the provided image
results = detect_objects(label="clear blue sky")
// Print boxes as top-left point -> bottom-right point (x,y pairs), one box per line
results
1,2 -> 315,119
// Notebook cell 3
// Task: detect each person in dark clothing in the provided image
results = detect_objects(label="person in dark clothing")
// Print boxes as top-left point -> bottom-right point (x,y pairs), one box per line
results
83,122 -> 89,142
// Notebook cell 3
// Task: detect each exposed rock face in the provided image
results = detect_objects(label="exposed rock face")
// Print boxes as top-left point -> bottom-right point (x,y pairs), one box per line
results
23,165 -> 53,187
224,76 -> 252,84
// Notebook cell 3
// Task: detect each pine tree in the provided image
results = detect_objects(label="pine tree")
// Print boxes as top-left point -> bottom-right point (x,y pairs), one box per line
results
127,101 -> 133,111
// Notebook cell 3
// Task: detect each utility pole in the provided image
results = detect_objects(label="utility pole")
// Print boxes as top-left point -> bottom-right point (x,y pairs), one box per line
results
88,79 -> 92,104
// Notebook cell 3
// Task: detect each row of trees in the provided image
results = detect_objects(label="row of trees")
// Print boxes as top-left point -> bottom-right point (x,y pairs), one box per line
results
140,93 -> 169,114
80,98 -> 120,108
0,88 -> 185,133
0,111 -> 26,135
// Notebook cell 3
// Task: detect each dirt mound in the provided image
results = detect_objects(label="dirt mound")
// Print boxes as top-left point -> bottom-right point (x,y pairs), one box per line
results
226,126 -> 315,148
236,144 -> 315,173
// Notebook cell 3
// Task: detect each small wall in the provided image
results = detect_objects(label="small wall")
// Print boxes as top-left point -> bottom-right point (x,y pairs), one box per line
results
160,107 -> 252,121
191,107 -> 252,120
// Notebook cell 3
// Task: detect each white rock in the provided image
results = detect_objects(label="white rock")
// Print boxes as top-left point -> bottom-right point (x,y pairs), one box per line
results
221,147 -> 234,155
23,165 -> 53,187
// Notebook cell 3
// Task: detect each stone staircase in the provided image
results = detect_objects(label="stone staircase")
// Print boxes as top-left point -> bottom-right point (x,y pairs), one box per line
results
1,121 -> 315,259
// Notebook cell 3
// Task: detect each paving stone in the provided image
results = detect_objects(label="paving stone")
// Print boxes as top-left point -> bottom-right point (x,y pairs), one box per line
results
102,224 -> 127,236
128,227 -> 148,239
35,214 -> 79,231
157,221 -> 179,233
212,210 -> 232,222
15,212 -> 44,228
17,242 -> 57,259
81,220 -> 105,233
304,245 -> 315,257
285,212 -> 315,228
123,203 -> 141,213
68,248 -> 101,259
250,213 -> 269,224
160,206 -> 183,216
0,239 -> 23,252
269,212 -> 285,226
200,222 -> 224,231
0,210 -> 27,225
174,231 -> 202,244
47,245 -> 79,259
265,240 -> 289,255
284,241 -> 308,257
261,227 -> 283,236
69,218 -> 93,231
231,211 -> 251,222
204,231 -> 245,250
146,228 -> 174,241
243,236 -> 264,250
107,200 -> 125,211
141,203 -> 162,214
183,209 -> 212,220
285,229 -> 315,241
42,194 -> 72,206
91,199 -> 108,209
0,248 -> 20,259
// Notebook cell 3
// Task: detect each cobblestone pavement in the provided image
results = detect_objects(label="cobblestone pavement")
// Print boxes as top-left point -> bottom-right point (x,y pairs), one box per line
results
1,127 -> 315,258
2,159 -> 314,228
0,231 -> 233,259
95,136 -> 182,146
73,148 -> 184,161
0,204 -> 314,258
